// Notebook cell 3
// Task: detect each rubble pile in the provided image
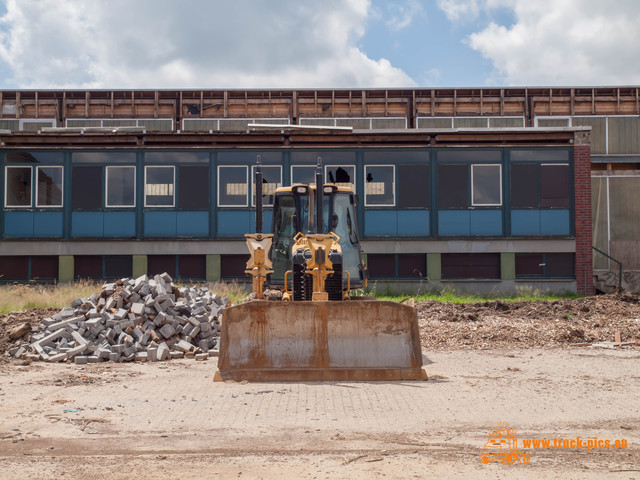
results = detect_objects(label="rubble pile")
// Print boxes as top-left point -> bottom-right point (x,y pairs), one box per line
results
9,273 -> 228,363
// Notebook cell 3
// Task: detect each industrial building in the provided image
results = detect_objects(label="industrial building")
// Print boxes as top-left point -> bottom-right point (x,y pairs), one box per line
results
1,87 -> 638,294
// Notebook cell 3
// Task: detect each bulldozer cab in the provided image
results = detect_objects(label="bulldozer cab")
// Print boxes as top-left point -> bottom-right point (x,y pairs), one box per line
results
270,184 -> 366,290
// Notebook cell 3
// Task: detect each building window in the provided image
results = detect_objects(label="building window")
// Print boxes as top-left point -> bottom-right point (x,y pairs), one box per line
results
398,254 -> 426,278
145,166 -> 175,207
104,255 -> 132,279
5,166 -> 32,207
325,165 -> 355,190
251,165 -> 282,206
218,166 -> 248,207
441,253 -> 501,279
471,164 -> 502,206
148,255 -> 177,278
31,256 -> 59,280
437,164 -> 468,208
510,163 -> 570,208
367,254 -> 395,278
367,253 -> 426,278
72,166 -> 102,210
221,254 -> 250,278
398,164 -> 430,208
364,165 -> 395,207
0,256 -> 29,280
541,164 -> 570,208
106,166 -> 135,208
36,166 -> 63,207
178,255 -> 206,280
291,165 -> 316,185
515,253 -> 575,278
178,165 -> 209,209
75,255 -> 102,280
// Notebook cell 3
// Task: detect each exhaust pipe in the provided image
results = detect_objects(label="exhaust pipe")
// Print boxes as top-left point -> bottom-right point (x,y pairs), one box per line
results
255,155 -> 263,234
315,157 -> 323,234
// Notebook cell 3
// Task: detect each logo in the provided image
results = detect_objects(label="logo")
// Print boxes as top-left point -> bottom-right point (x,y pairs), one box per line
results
479,422 -> 530,465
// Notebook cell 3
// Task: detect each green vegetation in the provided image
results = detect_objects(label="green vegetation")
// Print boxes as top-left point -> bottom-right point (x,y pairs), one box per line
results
365,283 -> 580,304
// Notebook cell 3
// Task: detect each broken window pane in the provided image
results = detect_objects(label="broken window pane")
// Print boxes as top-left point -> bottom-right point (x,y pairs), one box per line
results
251,165 -> 281,206
325,165 -> 355,190
364,165 -> 395,206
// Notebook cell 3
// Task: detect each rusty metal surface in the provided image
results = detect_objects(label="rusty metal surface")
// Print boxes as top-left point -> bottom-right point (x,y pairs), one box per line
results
216,300 -> 427,382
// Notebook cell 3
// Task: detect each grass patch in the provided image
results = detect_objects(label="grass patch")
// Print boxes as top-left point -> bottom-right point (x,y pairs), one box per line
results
366,284 -> 581,304
0,279 -> 252,314
0,280 -> 102,314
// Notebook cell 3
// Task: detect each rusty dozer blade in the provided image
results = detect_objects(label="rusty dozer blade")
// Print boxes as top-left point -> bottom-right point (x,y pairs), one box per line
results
214,300 -> 427,382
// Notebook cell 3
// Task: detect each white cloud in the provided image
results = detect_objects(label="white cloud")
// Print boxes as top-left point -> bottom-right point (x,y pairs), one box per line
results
0,0 -> 415,88
385,0 -> 424,31
463,0 -> 640,85
436,0 -> 480,22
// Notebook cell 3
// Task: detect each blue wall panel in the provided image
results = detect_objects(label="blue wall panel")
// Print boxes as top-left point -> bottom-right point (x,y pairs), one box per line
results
34,212 -> 63,237
397,210 -> 430,236
511,210 -> 570,236
511,210 -> 540,235
541,209 -> 570,235
364,210 -> 397,236
217,210 -> 252,236
249,210 -> 273,233
104,212 -> 136,237
4,211 -> 35,237
438,210 -> 470,236
144,211 -> 177,237
72,212 -> 104,237
470,210 -> 502,236
177,211 -> 209,237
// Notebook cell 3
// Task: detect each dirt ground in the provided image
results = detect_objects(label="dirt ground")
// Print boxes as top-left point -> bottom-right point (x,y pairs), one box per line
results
1,294 -> 639,479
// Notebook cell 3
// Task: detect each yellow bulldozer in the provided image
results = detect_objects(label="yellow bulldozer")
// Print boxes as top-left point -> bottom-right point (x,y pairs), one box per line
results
214,157 -> 427,382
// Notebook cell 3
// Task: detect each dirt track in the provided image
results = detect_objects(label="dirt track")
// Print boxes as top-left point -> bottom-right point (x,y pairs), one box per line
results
1,294 -> 639,478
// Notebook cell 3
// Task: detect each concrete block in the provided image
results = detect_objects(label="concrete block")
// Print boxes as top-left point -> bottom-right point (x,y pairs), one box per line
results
34,328 -> 68,347
74,356 -> 89,364
48,315 -> 84,332
85,318 -> 102,328
109,352 -> 120,362
147,348 -> 158,362
133,327 -> 144,340
175,340 -> 194,352
122,353 -> 135,362
208,349 -> 219,357
112,344 -> 125,354
170,351 -> 184,359
159,324 -> 175,339
65,343 -> 88,359
135,351 -> 148,362
157,342 -> 169,361
114,308 -> 128,320
195,353 -> 208,361
87,355 -> 101,363
131,303 -> 145,316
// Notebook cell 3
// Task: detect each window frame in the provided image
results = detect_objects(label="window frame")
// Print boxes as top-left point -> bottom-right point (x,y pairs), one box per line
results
471,163 -> 502,207
364,164 -> 396,207
106,165 -> 136,208
217,165 -> 249,207
4,165 -> 33,208
250,165 -> 282,207
144,165 -> 175,208
324,164 -> 356,191
290,165 -> 317,185
35,165 -> 64,208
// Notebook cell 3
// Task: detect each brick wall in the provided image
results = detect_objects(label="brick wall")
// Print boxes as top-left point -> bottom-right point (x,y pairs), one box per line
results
573,141 -> 594,295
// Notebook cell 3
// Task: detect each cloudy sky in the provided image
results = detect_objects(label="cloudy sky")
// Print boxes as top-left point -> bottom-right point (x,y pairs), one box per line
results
0,0 -> 638,89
